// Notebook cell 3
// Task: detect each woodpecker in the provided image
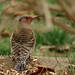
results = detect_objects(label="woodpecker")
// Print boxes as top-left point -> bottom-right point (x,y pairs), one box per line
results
10,15 -> 38,71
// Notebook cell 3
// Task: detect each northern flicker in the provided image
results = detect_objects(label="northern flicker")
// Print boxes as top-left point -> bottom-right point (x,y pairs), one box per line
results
10,15 -> 38,71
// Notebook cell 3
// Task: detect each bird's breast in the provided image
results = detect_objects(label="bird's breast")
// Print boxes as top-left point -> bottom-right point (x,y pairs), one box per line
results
13,28 -> 34,44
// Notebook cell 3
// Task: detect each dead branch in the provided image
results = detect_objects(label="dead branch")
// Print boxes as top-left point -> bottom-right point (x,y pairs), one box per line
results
52,18 -> 75,34
39,45 -> 57,50
2,1 -> 16,15
49,4 -> 64,12
56,0 -> 75,22
65,0 -> 75,14
33,0 -> 53,33
33,0 -> 75,33
39,44 -> 70,51
65,0 -> 75,6
0,29 -> 10,38
40,0 -> 53,32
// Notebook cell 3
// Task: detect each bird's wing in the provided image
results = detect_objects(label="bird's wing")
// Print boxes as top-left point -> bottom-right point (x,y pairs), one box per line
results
11,34 -> 30,61
22,32 -> 35,54
10,33 -> 20,53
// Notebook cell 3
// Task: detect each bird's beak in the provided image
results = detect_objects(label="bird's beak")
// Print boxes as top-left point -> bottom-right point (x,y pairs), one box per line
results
32,15 -> 40,20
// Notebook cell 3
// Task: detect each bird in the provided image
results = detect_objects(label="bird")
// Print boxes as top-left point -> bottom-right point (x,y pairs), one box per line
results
10,15 -> 39,71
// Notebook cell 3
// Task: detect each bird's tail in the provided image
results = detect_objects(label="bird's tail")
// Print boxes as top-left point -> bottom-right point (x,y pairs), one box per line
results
15,61 -> 26,71
15,52 -> 30,71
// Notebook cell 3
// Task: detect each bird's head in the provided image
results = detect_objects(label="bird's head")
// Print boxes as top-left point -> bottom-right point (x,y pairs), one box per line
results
19,15 -> 40,23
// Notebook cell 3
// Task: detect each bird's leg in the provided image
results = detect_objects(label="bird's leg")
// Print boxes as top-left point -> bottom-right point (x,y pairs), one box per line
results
27,55 -> 33,61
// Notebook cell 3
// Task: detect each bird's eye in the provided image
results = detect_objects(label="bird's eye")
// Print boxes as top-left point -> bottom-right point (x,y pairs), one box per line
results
26,17 -> 28,19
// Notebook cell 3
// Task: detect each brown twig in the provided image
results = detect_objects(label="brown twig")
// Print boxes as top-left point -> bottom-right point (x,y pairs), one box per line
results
52,18 -> 75,34
49,4 -> 64,12
39,44 -> 70,51
30,66 -> 55,75
65,0 -> 74,6
0,29 -> 10,38
2,1 -> 16,15
56,0 -> 75,22
39,45 -> 57,50
65,0 -> 75,14
41,0 -> 53,32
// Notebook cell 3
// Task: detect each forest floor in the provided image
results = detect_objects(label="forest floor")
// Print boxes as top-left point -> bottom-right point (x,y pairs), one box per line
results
0,56 -> 72,75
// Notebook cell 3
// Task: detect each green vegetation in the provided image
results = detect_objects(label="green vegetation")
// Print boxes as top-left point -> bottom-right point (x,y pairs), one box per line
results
0,37 -> 11,55
0,26 -> 75,56
35,26 -> 75,47
47,0 -> 57,4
